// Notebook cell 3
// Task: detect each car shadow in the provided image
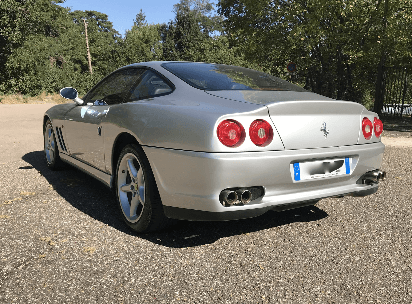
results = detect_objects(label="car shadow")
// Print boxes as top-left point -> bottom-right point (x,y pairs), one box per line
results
22,151 -> 131,234
144,206 -> 328,248
23,151 -> 328,248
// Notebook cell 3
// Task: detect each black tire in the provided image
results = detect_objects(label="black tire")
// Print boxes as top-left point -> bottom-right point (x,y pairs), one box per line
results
115,144 -> 170,233
44,119 -> 63,170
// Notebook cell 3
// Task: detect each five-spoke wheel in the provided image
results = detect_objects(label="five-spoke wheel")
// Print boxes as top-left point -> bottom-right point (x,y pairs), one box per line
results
117,152 -> 146,223
44,119 -> 61,169
115,144 -> 168,232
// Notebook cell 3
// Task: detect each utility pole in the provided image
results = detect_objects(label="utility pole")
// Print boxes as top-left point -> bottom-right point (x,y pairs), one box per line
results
83,19 -> 93,74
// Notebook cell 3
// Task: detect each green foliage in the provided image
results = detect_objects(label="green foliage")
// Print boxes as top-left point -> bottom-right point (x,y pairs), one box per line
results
0,0 -> 266,97
160,0 -> 227,61
218,0 -> 412,105
2,0 -> 409,104
0,1 -> 121,95
69,10 -> 122,76
121,12 -> 163,65
0,0 -> 74,94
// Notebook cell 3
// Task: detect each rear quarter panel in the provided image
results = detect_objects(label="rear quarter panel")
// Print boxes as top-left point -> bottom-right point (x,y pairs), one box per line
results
357,108 -> 382,144
101,89 -> 268,174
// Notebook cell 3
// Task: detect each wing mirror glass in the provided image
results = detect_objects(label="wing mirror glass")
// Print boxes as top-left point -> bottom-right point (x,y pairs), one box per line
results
59,87 -> 84,105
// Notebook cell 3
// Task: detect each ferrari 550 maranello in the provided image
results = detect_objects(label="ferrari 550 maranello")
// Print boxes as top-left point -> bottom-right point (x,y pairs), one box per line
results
44,61 -> 386,232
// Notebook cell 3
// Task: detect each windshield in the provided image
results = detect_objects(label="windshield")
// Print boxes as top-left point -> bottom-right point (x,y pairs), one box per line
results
162,62 -> 306,92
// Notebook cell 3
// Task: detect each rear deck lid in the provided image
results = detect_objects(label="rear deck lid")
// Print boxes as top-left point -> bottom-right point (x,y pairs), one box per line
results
208,91 -> 364,150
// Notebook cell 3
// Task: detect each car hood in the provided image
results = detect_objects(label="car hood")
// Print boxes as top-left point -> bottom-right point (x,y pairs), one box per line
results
207,90 -> 367,149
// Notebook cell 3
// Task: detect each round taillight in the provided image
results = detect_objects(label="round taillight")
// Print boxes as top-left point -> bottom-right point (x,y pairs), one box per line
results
362,117 -> 373,140
374,117 -> 383,137
217,119 -> 245,147
249,119 -> 273,146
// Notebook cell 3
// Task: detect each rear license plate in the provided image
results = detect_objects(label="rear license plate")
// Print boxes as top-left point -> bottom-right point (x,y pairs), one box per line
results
293,157 -> 351,181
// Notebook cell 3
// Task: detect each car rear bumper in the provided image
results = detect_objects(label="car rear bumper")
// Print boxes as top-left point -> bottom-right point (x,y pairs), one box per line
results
143,142 -> 385,221
162,186 -> 378,221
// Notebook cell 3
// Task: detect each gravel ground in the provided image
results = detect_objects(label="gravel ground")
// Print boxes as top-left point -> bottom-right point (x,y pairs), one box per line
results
1,106 -> 411,303
0,145 -> 411,303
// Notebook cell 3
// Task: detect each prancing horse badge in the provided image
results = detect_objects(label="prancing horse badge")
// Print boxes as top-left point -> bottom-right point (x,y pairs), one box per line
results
320,122 -> 329,138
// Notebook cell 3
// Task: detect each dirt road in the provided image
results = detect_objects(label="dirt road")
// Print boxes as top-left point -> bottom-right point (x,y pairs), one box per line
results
0,104 -> 54,163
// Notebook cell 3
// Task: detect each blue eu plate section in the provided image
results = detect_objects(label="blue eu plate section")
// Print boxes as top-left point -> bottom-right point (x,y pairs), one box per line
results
345,157 -> 350,174
293,163 -> 301,181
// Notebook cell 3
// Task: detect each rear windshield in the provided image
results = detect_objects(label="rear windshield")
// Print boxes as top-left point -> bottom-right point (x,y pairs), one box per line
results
162,62 -> 306,92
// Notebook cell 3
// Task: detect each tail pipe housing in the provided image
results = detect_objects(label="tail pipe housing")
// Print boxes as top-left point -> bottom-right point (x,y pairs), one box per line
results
219,187 -> 264,207
357,169 -> 386,185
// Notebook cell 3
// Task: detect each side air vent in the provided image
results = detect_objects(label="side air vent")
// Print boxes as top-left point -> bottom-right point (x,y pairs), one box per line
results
55,127 -> 68,153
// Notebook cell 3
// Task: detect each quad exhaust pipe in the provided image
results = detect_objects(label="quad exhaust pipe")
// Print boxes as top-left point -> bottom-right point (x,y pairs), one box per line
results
361,170 -> 386,185
220,190 -> 238,206
220,188 -> 255,206
236,189 -> 252,204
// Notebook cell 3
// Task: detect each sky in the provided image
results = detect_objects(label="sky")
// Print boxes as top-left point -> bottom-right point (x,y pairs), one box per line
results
57,0 -> 178,36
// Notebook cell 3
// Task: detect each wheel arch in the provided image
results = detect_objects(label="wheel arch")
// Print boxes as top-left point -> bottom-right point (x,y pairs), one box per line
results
112,134 -> 170,232
111,132 -> 162,199
43,115 -> 51,131
111,132 -> 145,178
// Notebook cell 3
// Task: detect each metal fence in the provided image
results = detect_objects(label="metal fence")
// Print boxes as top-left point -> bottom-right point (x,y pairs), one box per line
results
380,66 -> 411,118
382,104 -> 412,115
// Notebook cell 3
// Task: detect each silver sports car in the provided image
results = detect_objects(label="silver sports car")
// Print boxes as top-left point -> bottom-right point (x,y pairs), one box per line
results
44,61 -> 386,232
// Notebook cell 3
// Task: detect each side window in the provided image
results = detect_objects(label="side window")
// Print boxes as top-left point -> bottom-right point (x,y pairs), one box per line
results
84,69 -> 144,105
129,70 -> 173,101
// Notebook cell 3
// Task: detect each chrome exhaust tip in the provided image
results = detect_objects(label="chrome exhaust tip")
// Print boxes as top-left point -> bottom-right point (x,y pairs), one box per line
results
361,170 -> 386,185
219,186 -> 264,207
236,189 -> 252,204
220,190 -> 238,206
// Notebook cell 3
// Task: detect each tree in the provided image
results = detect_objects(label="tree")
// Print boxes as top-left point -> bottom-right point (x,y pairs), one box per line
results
121,11 -> 163,65
0,2 -> 123,95
161,0 -> 224,61
69,10 -> 122,76
134,9 -> 147,28
0,0 -> 77,94
218,0 -> 412,106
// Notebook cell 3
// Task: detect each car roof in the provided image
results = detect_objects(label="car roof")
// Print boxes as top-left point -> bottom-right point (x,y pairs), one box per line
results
123,61 -> 187,69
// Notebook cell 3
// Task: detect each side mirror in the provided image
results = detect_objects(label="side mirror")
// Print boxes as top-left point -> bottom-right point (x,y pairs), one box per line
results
59,87 -> 84,105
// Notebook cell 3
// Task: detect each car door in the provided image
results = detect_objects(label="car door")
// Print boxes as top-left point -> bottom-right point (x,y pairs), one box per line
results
63,68 -> 145,171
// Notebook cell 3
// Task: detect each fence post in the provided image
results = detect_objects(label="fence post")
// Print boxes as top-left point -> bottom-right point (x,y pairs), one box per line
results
401,67 -> 408,119
374,62 -> 385,116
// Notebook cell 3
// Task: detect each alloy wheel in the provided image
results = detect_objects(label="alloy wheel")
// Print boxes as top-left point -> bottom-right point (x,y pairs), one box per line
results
117,153 -> 146,223
44,123 -> 56,164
